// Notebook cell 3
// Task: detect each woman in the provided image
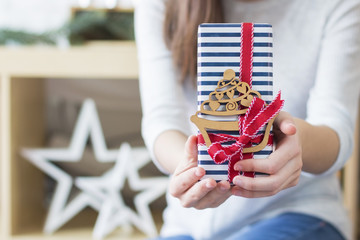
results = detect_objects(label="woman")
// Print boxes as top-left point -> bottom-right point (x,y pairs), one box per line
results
135,0 -> 360,239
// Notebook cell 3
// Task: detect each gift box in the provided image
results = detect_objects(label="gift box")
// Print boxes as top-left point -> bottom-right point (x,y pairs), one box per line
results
191,23 -> 283,184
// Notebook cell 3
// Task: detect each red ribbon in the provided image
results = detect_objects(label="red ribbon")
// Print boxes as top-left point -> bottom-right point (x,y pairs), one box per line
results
198,93 -> 284,182
240,22 -> 254,87
198,23 -> 284,183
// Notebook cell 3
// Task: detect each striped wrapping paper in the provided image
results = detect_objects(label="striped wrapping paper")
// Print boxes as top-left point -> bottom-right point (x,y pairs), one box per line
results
196,23 -> 274,182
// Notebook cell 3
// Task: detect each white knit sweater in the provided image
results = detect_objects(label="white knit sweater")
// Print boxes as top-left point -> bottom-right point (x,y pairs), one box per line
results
135,0 -> 360,239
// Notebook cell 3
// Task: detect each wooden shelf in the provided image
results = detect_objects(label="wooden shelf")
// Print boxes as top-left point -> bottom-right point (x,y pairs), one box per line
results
0,41 -> 138,79
0,42 -> 146,239
71,7 -> 135,14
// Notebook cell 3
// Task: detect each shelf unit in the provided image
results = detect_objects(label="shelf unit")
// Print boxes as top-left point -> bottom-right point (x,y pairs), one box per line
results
0,41 -> 150,239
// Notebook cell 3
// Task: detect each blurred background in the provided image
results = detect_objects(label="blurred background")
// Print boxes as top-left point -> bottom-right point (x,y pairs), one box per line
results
0,0 -> 167,239
0,0 -> 359,240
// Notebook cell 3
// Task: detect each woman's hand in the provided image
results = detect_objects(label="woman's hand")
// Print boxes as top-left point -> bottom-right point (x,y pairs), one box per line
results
169,111 -> 303,205
232,111 -> 303,198
169,135 -> 232,209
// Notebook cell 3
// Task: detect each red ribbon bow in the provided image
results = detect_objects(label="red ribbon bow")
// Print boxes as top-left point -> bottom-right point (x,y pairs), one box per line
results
198,93 -> 284,182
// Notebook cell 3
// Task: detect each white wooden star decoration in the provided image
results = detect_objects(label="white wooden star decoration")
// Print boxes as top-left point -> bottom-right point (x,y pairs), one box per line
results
22,98 -> 169,239
21,99 -> 119,234
76,143 -> 169,239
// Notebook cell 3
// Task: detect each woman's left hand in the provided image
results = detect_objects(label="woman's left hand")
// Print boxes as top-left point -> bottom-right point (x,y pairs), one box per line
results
231,111 -> 303,198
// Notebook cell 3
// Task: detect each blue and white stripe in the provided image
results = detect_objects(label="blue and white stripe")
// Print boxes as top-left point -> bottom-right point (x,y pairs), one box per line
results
197,23 -> 274,181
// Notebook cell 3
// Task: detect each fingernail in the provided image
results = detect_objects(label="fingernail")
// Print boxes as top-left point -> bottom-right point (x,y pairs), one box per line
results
195,168 -> 203,177
284,120 -> 295,127
233,177 -> 242,186
288,122 -> 296,127
220,185 -> 228,191
206,181 -> 215,189
234,164 -> 241,171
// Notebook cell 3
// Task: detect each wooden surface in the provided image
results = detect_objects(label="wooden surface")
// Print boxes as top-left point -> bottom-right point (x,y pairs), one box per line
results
0,74 -> 11,237
343,112 -> 360,240
10,78 -> 46,235
0,41 -> 138,79
2,207 -> 154,240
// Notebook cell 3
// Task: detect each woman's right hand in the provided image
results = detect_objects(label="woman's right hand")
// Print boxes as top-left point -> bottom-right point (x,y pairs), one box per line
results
169,135 -> 232,210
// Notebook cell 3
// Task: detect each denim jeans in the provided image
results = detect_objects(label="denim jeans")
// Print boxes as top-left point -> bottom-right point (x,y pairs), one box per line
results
152,212 -> 345,240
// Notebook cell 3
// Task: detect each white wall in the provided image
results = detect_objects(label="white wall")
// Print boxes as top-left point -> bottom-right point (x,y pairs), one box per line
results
0,0 -> 135,33
0,0 -> 74,33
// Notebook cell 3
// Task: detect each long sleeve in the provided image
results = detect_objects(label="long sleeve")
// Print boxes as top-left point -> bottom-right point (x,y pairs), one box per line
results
135,0 -> 192,173
306,0 -> 360,175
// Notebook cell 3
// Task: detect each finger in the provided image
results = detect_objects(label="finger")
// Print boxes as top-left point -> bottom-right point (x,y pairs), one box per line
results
232,175 -> 300,198
232,166 -> 300,198
169,167 -> 205,197
232,157 -> 301,192
174,135 -> 198,176
194,181 -> 232,209
178,178 -> 217,208
232,174 -> 281,193
234,157 -> 287,175
218,180 -> 231,192
185,135 -> 198,161
274,111 -> 297,135
234,136 -> 301,174
232,185 -> 274,198
271,132 -> 301,163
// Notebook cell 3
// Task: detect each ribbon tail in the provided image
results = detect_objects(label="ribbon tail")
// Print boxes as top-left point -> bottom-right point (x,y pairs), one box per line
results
243,92 -> 284,137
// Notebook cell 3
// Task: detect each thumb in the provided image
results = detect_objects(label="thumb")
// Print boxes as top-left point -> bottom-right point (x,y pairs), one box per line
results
274,111 -> 297,136
174,135 -> 199,175
184,135 -> 198,164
